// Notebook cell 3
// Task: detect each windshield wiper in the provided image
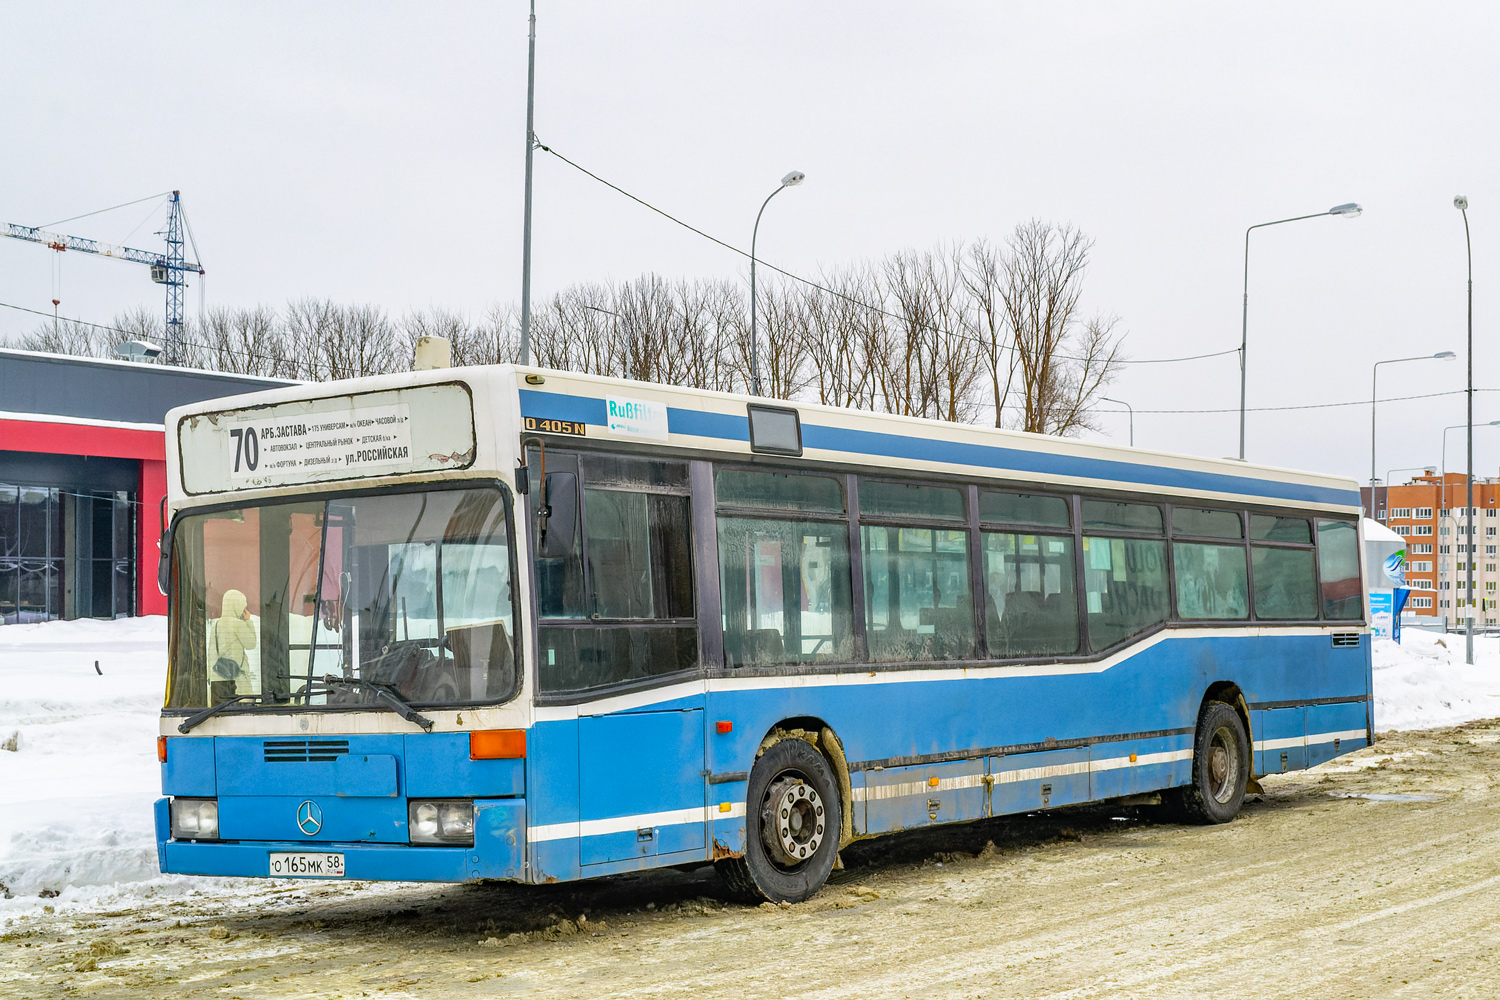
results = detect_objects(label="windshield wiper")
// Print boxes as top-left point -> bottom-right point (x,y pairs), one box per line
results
315,675 -> 435,732
177,693 -> 282,734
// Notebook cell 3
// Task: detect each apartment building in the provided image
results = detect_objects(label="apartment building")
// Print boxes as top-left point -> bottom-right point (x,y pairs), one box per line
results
1362,471 -> 1500,626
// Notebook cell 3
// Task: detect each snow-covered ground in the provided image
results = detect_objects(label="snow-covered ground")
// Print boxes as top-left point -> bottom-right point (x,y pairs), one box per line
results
1372,627 -> 1500,730
2,618 -> 1498,913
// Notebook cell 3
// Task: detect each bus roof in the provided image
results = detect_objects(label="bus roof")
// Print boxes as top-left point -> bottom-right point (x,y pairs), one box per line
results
165,364 -> 1362,513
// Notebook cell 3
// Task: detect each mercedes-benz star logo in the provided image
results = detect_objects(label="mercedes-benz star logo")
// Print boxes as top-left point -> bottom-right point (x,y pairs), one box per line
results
296,800 -> 323,836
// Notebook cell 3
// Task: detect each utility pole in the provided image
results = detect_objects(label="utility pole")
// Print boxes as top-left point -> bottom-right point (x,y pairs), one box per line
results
1456,196 -> 1474,663
519,0 -> 537,366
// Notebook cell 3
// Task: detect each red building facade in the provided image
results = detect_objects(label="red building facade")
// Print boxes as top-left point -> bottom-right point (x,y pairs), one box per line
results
0,348 -> 291,623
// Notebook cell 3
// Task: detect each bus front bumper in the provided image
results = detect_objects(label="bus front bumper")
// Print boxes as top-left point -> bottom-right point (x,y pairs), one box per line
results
154,797 -> 526,883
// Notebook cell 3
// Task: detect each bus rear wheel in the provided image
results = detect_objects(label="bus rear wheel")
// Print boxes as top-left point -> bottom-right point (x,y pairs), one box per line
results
1170,700 -> 1250,824
716,737 -> 841,904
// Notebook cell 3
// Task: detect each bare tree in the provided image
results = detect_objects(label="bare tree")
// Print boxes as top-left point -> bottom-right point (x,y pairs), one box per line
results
999,220 -> 1123,435
8,227 -> 1125,431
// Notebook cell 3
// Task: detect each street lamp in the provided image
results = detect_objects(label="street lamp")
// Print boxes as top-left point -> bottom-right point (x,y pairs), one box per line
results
1102,396 -> 1134,446
1379,464 -> 1436,528
1456,195 -> 1475,661
1370,351 -> 1456,515
1239,201 -> 1363,460
749,170 -> 805,397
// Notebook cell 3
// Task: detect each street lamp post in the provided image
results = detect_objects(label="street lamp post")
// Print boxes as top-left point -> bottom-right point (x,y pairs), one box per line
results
1456,196 -> 1475,662
518,0 -> 538,366
1384,465 -> 1436,516
1102,396 -> 1134,446
1239,202 -> 1363,460
749,171 -> 805,397
1370,352 -> 1456,515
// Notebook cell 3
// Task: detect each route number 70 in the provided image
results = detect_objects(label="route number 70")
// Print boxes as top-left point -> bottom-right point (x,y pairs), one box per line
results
230,427 -> 260,472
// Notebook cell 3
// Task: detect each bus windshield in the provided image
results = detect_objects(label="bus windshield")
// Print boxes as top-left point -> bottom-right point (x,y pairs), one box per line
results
166,486 -> 518,712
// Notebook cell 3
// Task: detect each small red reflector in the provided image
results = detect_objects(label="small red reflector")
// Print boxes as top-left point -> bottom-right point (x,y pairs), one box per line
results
470,729 -> 526,759
716,721 -> 733,734
157,736 -> 169,763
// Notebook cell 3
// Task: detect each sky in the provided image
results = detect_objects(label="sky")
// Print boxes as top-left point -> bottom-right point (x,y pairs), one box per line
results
1,3 -> 1496,484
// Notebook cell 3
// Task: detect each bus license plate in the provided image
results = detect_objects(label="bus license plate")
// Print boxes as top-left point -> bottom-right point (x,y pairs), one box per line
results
269,852 -> 346,878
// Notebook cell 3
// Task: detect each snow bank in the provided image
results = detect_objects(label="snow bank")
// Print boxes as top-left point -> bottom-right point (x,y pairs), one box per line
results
1373,628 -> 1500,731
2,617 -> 1499,908
0,618 -> 167,900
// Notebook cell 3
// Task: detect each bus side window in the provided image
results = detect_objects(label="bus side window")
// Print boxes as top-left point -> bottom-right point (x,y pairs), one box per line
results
536,457 -> 698,694
718,516 -> 853,667
1082,536 -> 1169,649
1250,514 -> 1317,620
1316,519 -> 1363,620
857,479 -> 973,663
1170,508 -> 1248,621
715,468 -> 853,668
982,532 -> 1078,657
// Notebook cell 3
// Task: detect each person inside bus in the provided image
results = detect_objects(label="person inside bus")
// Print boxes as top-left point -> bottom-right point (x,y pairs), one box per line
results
209,588 -> 257,704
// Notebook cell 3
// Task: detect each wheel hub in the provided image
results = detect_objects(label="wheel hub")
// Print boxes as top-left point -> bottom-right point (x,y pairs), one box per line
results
1207,726 -> 1239,804
760,775 -> 826,867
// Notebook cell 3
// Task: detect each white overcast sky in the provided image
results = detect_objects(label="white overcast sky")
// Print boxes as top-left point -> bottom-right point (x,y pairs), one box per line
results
1,3 -> 1496,484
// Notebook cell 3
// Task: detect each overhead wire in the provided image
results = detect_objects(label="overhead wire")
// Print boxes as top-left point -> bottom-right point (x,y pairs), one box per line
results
0,299 -> 1484,418
0,299 -> 336,379
534,139 -> 1239,367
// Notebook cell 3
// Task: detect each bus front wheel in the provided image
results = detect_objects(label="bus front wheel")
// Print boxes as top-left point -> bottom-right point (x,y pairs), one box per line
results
1170,700 -> 1250,824
716,737 -> 842,904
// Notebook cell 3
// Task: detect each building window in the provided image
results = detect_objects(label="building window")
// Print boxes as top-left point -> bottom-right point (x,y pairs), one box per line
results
1440,545 -> 1451,554
1390,507 -> 1413,519
1410,596 -> 1433,609
1488,509 -> 1498,518
1411,580 -> 1435,590
1411,561 -> 1432,573
1413,544 -> 1433,554
1416,507 -> 1434,519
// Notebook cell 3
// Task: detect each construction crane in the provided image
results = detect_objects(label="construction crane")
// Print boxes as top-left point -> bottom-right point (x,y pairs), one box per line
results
2,190 -> 204,342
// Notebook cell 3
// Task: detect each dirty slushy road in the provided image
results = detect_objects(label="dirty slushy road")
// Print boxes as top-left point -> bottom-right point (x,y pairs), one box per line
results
5,720 -> 1499,1000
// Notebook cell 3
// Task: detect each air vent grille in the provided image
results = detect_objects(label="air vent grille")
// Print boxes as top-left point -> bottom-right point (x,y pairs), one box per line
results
1331,633 -> 1360,648
263,739 -> 350,763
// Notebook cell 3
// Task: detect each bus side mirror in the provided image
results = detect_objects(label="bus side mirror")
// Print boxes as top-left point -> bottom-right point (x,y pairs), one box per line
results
157,527 -> 174,596
537,472 -> 578,559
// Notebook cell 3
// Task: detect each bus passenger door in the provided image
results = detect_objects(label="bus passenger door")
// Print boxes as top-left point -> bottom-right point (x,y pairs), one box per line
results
577,708 -> 706,866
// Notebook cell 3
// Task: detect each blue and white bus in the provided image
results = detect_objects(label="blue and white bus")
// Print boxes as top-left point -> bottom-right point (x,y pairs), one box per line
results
155,365 -> 1371,902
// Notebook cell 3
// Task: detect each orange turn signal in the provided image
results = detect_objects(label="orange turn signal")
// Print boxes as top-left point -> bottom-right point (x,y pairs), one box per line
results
470,729 -> 526,760
716,721 -> 733,734
157,736 -> 169,763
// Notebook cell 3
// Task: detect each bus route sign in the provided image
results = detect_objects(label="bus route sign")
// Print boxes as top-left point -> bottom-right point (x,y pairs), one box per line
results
177,382 -> 476,494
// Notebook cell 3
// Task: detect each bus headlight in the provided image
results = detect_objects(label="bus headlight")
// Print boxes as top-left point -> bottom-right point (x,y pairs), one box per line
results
170,798 -> 219,841
408,800 -> 474,845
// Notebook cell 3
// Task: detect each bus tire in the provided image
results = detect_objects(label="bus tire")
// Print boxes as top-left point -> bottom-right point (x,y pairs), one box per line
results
1171,700 -> 1250,824
715,737 -> 841,904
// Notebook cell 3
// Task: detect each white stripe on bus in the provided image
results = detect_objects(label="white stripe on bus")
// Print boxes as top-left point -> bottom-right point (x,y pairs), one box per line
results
851,749 -> 1194,802
526,729 -> 1368,844
1254,729 -> 1367,752
529,801 -> 747,843
532,626 -> 1363,721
